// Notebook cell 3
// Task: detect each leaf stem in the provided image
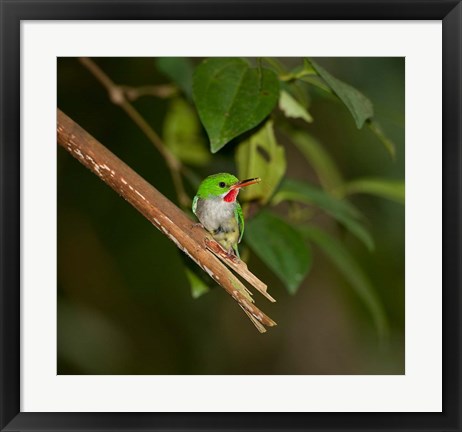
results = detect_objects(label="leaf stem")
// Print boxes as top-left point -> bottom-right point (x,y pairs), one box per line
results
122,84 -> 178,100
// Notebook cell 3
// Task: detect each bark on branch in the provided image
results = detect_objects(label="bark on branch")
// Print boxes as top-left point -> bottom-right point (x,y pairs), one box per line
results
57,109 -> 276,333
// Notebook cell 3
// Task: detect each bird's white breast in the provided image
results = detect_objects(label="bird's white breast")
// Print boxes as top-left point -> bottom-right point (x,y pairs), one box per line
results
196,197 -> 236,232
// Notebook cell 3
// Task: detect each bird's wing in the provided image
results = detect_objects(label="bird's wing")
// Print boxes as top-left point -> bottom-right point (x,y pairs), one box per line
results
236,202 -> 245,243
192,195 -> 199,215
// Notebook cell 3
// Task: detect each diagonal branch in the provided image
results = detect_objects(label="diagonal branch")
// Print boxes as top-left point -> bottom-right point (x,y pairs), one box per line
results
57,109 -> 276,333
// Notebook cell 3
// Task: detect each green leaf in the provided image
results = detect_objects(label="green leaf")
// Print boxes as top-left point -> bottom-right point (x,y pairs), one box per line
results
290,130 -> 343,193
278,90 -> 313,123
246,211 -> 312,294
306,59 -> 374,129
335,215 -> 374,251
342,178 -> 405,204
184,267 -> 210,299
273,178 -> 360,219
298,75 -> 333,94
163,98 -> 211,166
300,226 -> 388,340
279,58 -> 316,82
367,119 -> 396,158
156,57 -> 194,99
273,178 -> 374,251
192,58 -> 280,153
236,120 -> 286,203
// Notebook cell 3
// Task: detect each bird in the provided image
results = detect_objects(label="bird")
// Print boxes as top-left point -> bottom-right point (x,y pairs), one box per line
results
192,173 -> 261,258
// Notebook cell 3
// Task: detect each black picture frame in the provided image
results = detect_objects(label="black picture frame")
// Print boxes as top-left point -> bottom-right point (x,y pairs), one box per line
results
1,1 -> 460,431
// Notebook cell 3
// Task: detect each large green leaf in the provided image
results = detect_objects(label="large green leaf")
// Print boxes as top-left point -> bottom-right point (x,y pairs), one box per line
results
273,178 -> 374,251
306,59 -> 374,129
236,120 -> 286,203
279,59 -> 397,159
246,211 -> 312,294
278,90 -> 313,123
300,226 -> 388,340
342,178 -> 405,204
290,130 -> 343,193
156,57 -> 194,99
163,98 -> 211,166
192,58 -> 280,153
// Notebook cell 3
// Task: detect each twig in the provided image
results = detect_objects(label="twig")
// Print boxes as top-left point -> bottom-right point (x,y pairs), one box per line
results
122,84 -> 178,101
78,57 -> 190,208
57,109 -> 276,333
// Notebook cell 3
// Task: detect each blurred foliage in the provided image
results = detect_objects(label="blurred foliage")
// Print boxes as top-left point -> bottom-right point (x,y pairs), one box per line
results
58,57 -> 405,374
163,97 -> 210,166
236,120 -> 286,203
246,210 -> 312,294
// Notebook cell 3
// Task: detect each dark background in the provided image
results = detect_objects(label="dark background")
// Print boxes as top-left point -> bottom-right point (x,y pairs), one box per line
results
57,57 -> 404,375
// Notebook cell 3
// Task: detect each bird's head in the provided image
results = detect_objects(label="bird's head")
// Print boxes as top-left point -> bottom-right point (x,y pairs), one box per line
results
196,173 -> 261,202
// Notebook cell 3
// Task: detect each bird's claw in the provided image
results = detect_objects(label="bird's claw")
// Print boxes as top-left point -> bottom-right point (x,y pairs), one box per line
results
205,238 -> 240,263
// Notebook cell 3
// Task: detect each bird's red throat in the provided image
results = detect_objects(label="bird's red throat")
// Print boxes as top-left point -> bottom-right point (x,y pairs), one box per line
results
223,189 -> 239,203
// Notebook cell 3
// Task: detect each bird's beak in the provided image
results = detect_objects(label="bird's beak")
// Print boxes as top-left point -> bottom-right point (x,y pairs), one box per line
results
230,177 -> 261,190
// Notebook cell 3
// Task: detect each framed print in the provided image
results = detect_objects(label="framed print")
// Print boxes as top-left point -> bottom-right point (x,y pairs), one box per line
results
1,1 -> 461,431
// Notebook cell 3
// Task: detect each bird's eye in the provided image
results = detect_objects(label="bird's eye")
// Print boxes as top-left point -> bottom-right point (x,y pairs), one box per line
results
219,182 -> 226,188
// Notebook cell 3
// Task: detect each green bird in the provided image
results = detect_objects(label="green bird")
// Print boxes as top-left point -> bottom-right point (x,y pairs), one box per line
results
192,173 -> 261,258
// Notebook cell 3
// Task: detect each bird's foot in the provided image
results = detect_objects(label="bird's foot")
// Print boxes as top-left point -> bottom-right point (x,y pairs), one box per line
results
226,251 -> 240,263
205,238 -> 240,263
